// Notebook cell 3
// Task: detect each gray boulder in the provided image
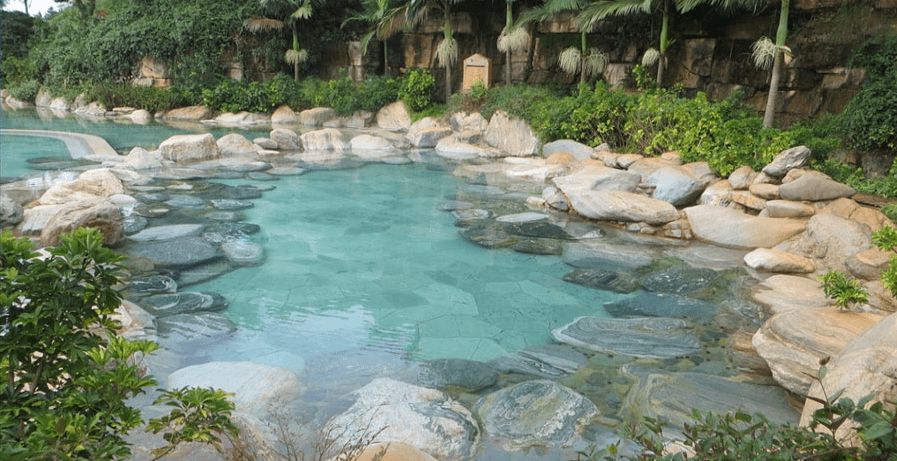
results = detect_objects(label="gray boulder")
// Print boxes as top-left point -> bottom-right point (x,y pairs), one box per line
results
727,166 -> 758,190
159,133 -> 219,163
474,380 -> 599,451
325,378 -> 479,461
1,194 -> 24,226
779,174 -> 855,201
554,165 -> 641,193
271,105 -> 300,125
41,198 -> 123,247
684,205 -> 806,249
168,361 -> 300,414
484,110 -> 540,156
542,139 -> 594,160
408,123 -> 453,148
123,147 -> 164,170
270,128 -> 302,151
646,166 -> 705,206
552,316 -> 702,359
563,189 -> 680,225
435,136 -> 486,160
762,146 -> 811,177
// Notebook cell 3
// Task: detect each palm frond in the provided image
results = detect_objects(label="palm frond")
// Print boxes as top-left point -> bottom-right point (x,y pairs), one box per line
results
285,48 -> 309,65
377,6 -> 409,38
678,0 -> 765,14
558,47 -> 582,75
436,36 -> 459,67
583,48 -> 608,78
642,47 -> 660,66
291,3 -> 313,20
245,17 -> 285,33
751,36 -> 777,70
497,26 -> 530,53
577,0 -> 653,30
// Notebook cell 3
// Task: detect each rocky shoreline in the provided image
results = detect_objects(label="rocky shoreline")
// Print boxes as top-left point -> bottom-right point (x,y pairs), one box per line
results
2,95 -> 896,460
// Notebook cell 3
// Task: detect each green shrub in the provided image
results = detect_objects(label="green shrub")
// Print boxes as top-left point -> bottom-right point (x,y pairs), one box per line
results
357,75 -> 401,112
86,83 -> 179,113
881,204 -> 897,223
8,78 -> 41,102
1,56 -> 38,90
400,68 -> 435,112
841,36 -> 897,152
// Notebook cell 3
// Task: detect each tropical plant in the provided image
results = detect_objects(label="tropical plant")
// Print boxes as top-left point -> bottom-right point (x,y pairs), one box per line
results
405,0 -> 463,102
818,270 -> 869,310
497,0 -> 530,85
752,0 -> 790,128
342,0 -> 407,76
576,0 -> 762,87
246,0 -> 317,81
146,387 -> 240,460
519,0 -> 607,84
0,228 -> 159,460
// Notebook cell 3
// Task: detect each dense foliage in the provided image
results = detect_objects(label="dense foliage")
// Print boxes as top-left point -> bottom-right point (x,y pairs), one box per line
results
455,77 -> 840,176
0,228 -> 158,460
840,36 -> 897,152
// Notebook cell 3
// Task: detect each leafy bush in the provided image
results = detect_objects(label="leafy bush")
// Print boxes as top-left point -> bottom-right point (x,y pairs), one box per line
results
86,83 -> 179,113
840,36 -> 897,152
819,270 -> 869,309
1,56 -> 38,90
0,228 -> 158,460
7,78 -> 41,102
400,68 -> 435,112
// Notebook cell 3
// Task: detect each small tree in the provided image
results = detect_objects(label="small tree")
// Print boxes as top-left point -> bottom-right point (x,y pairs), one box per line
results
818,270 -> 869,310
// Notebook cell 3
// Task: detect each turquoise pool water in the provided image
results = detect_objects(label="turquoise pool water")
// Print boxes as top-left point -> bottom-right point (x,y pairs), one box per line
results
0,134 -> 71,178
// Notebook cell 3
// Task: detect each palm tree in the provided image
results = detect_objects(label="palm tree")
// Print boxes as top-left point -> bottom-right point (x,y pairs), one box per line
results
342,0 -> 407,75
518,0 -> 607,85
245,0 -> 315,81
751,0 -> 789,128
497,0 -> 530,85
406,0 -> 464,102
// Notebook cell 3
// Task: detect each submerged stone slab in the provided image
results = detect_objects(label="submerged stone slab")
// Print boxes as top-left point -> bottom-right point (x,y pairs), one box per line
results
128,224 -> 205,242
156,311 -> 236,341
638,265 -> 720,295
489,344 -> 589,379
623,372 -> 799,432
552,317 -> 702,359
416,358 -> 498,392
221,240 -> 265,266
603,292 -> 719,319
140,291 -> 228,317
562,268 -> 643,294
474,380 -> 599,451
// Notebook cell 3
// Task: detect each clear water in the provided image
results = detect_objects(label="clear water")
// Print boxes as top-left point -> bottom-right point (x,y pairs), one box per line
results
0,134 -> 71,178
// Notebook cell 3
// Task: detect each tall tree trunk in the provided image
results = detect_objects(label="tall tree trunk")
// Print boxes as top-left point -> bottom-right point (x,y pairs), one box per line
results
383,40 -> 390,76
657,1 -> 669,87
763,0 -> 790,128
506,49 -> 512,85
579,31 -> 587,84
504,1 -> 513,86
763,50 -> 783,128
292,29 -> 300,81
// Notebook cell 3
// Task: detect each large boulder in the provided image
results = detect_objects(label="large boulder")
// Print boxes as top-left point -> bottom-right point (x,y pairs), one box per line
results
161,105 -> 211,121
484,110 -> 540,156
299,107 -> 337,126
324,378 -> 479,461
751,274 -> 834,315
168,361 -> 300,414
646,166 -> 705,206
299,128 -> 349,151
159,133 -> 219,163
542,139 -> 594,161
743,248 -> 815,273
762,146 -> 811,177
799,313 -> 897,438
752,309 -> 883,396
407,118 -> 453,148
474,380 -> 599,451
773,214 -> 872,274
435,136 -> 485,160
416,358 -> 498,392
553,165 -> 641,193
684,205 -> 806,249
779,174 -> 855,201
376,101 -> 411,131
350,134 -> 397,155
36,168 -> 126,205
1,194 -> 25,226
818,198 -> 892,233
216,133 -> 261,157
271,105 -> 300,125
270,128 -> 302,151
40,198 -> 123,247
122,147 -> 164,170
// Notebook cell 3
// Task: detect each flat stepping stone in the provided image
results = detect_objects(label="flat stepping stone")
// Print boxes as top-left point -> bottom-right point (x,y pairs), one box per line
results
124,237 -> 220,268
221,240 -> 265,266
638,265 -> 720,294
128,224 -> 205,242
164,194 -> 207,208
489,344 -> 588,379
140,291 -> 228,317
552,316 -> 702,359
204,211 -> 245,222
176,260 -> 235,287
210,199 -> 254,211
124,275 -> 178,298
416,358 -> 498,392
201,222 -> 261,243
562,268 -> 642,294
156,312 -> 236,341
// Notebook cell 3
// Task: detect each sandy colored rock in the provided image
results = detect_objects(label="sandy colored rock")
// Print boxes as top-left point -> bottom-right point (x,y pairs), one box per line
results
685,205 -> 806,249
766,200 -> 815,218
744,248 -> 815,273
159,133 -> 219,163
